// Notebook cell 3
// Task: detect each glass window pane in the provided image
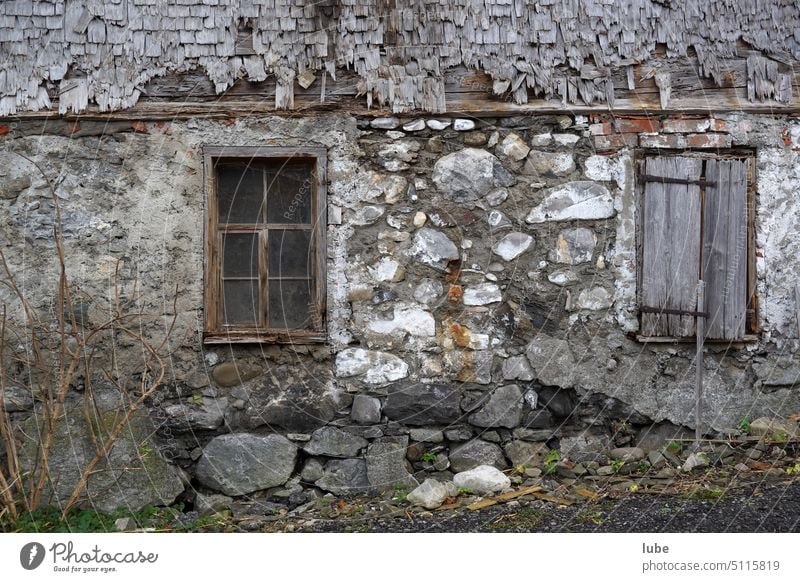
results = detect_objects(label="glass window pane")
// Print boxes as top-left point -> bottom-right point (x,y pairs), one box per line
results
266,161 -> 314,224
268,280 -> 312,329
268,230 -> 312,278
223,280 -> 259,325
222,233 -> 259,277
217,163 -> 264,224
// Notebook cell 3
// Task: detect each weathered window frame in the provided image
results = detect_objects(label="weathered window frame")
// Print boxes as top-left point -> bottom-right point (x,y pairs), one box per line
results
634,148 -> 758,343
203,146 -> 327,344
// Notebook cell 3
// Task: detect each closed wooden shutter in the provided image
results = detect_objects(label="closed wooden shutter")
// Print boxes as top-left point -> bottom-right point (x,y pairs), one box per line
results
703,159 -> 748,340
640,156 -> 703,337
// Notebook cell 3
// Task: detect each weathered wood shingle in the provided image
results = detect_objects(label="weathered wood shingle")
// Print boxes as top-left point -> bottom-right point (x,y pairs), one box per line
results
0,0 -> 799,114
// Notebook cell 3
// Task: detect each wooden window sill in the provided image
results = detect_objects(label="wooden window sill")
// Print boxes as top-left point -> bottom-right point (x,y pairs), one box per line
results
635,334 -> 759,344
203,331 -> 327,344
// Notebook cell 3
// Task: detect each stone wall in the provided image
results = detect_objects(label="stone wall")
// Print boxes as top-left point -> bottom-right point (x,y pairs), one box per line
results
2,111 -> 800,509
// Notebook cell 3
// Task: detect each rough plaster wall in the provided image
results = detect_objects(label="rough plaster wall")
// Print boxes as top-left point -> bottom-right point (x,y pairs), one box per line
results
0,0 -> 799,114
0,116 -> 364,385
756,144 -> 800,346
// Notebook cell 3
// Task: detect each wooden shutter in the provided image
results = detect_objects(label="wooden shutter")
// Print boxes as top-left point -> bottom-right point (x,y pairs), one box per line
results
640,156 -> 703,337
703,159 -> 748,340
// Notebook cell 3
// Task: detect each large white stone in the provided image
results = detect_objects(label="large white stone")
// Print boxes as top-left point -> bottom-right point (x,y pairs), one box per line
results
407,478 -> 456,509
524,151 -> 576,177
371,117 -> 401,129
409,227 -> 460,270
575,287 -> 613,310
526,182 -> 615,223
463,283 -> 502,305
493,232 -> 534,261
413,278 -> 444,305
453,465 -> 511,495
335,348 -> 409,384
369,257 -> 405,282
367,305 -> 436,337
496,133 -> 530,161
552,228 -> 596,264
362,174 -> 408,203
453,118 -> 476,131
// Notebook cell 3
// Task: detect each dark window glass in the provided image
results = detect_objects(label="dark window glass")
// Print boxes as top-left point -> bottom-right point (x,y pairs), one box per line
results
222,233 -> 259,277
266,162 -> 314,224
268,279 -> 312,329
223,280 -> 258,325
268,229 -> 312,278
217,164 -> 264,224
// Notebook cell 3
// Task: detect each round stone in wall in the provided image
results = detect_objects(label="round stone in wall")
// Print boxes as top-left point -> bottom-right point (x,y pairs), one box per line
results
432,148 -> 515,203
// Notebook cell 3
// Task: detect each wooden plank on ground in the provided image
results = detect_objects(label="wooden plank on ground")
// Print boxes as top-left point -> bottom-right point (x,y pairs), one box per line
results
466,485 -> 543,511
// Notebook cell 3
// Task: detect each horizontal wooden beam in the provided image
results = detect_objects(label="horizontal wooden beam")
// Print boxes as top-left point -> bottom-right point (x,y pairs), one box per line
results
3,58 -> 800,122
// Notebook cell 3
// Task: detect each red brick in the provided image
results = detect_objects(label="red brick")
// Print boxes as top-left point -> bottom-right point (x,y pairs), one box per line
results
661,117 -> 711,133
709,118 -> 728,132
639,134 -> 686,149
686,133 -> 732,148
589,122 -> 612,135
130,121 -> 148,133
615,117 -> 660,133
593,133 -> 638,150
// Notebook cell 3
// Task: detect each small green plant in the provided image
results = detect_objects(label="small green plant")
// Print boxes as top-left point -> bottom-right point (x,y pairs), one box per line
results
773,430 -> 789,443
456,487 -> 474,495
636,461 -> 651,473
666,441 -> 682,453
576,510 -> 604,525
687,486 -> 725,501
738,416 -> 752,434
392,484 -> 408,502
610,459 -> 625,473
487,507 -> 544,531
543,449 -> 560,475
515,464 -> 527,475
785,463 -> 800,475
420,452 -> 437,463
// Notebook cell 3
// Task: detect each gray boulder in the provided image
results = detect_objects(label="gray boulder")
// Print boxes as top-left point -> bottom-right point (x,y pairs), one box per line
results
366,436 -> 418,491
383,383 -> 462,425
196,433 -> 297,496
468,384 -> 524,428
449,440 -> 508,472
303,426 -> 368,458
315,459 -> 371,496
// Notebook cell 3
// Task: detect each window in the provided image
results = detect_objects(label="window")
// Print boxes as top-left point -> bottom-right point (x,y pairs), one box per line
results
203,147 -> 327,343
636,151 -> 756,341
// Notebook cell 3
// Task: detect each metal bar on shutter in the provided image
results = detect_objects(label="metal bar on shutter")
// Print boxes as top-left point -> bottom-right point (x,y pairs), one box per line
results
640,156 -> 703,337
703,159 -> 748,340
640,175 -> 715,187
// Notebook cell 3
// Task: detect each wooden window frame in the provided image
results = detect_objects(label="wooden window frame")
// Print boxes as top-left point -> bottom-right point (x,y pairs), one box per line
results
203,146 -> 327,344
634,148 -> 758,343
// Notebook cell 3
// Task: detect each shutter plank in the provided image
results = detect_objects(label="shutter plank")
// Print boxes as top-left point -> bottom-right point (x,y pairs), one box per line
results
641,156 -> 702,337
641,157 -> 669,336
704,159 -> 748,340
